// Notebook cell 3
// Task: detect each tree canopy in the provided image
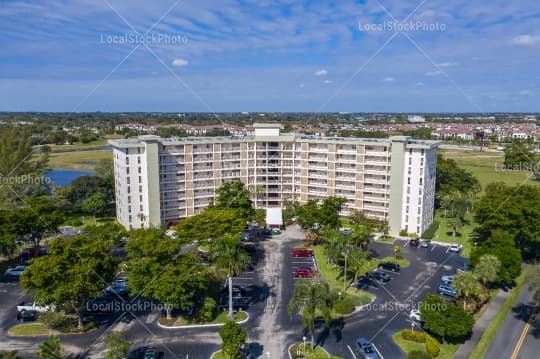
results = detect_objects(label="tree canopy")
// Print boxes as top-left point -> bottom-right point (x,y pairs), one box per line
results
21,232 -> 117,328
219,320 -> 247,359
504,143 -> 535,170
214,181 -> 254,220
296,197 -> 347,229
175,208 -> 246,244
420,294 -> 474,343
436,155 -> 480,203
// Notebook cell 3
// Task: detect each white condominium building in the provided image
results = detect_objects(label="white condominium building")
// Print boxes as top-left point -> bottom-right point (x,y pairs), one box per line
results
109,123 -> 439,235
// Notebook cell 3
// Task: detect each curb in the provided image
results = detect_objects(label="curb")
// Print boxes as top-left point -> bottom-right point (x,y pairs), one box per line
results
157,312 -> 249,329
353,295 -> 377,313
209,350 -> 221,359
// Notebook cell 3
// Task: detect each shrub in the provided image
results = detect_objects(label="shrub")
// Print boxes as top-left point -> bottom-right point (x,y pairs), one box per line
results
333,299 -> 355,315
38,312 -> 77,332
421,221 -> 439,240
402,329 -> 426,343
425,335 -> 440,358
407,351 -> 431,359
196,297 -> 217,322
399,229 -> 408,236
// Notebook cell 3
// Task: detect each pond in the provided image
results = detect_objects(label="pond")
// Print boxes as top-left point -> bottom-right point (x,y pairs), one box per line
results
45,169 -> 95,187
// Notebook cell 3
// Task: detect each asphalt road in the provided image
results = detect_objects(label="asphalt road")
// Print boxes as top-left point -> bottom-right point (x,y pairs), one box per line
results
485,284 -> 539,359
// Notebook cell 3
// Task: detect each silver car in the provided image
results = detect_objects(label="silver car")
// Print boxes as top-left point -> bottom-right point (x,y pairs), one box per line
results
356,337 -> 379,359
4,265 -> 29,277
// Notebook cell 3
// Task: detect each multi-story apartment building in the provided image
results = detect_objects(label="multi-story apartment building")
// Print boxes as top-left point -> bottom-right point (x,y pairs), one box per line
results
110,123 -> 439,235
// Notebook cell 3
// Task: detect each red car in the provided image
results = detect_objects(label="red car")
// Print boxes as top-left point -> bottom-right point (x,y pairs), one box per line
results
294,267 -> 318,278
291,248 -> 314,257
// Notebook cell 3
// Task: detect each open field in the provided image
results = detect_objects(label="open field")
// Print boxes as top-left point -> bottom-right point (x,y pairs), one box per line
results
440,149 -> 539,191
431,212 -> 476,258
47,150 -> 112,170
46,139 -> 110,152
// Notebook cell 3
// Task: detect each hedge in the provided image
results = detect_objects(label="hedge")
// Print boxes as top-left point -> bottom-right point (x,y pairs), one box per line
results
402,329 -> 426,343
401,329 -> 441,358
425,336 -> 440,358
334,299 -> 355,315
407,351 -> 431,359
421,221 -> 439,240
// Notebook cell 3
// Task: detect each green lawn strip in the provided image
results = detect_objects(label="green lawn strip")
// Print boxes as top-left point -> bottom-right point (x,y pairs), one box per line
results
431,211 -> 476,258
176,311 -> 247,326
468,265 -> 533,359
46,150 -> 112,171
392,331 -> 459,359
312,246 -> 374,307
47,139 -> 109,152
289,343 -> 339,359
9,323 -> 51,336
380,257 -> 410,268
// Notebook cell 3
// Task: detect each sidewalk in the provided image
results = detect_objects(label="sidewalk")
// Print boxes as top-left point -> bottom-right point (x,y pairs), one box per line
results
452,288 -> 510,359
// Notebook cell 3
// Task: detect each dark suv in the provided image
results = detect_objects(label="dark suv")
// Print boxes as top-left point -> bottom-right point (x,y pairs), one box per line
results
409,238 -> 419,247
378,262 -> 400,272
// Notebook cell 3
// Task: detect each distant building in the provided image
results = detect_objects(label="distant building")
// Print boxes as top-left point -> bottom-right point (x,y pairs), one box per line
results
408,115 -> 426,123
110,124 -> 440,236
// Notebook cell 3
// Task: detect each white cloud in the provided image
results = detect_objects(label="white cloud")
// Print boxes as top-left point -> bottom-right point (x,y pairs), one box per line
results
416,82 -> 425,86
519,90 -> 532,96
172,58 -> 189,67
299,83 -> 305,88
437,62 -> 458,68
323,79 -> 333,84
383,77 -> 394,82
425,70 -> 442,76
511,35 -> 540,46
314,69 -> 328,76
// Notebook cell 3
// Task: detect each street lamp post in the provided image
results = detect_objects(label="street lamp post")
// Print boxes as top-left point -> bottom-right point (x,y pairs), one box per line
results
303,336 -> 307,354
338,291 -> 342,302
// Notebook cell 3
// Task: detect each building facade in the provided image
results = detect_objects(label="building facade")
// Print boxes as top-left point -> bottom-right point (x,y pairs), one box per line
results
110,124 -> 439,235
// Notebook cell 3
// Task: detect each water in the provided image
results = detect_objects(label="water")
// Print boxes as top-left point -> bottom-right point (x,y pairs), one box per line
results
45,169 -> 94,187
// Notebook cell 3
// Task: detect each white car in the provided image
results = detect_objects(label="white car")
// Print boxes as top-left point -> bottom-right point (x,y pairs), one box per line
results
442,275 -> 455,284
449,244 -> 462,252
16,302 -> 51,313
4,265 -> 29,277
409,309 -> 421,321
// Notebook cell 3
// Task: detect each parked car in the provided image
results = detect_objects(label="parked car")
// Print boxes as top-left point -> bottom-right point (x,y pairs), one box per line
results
355,337 -> 379,359
456,261 -> 471,273
105,281 -> 129,296
17,309 -> 39,322
419,239 -> 431,248
16,302 -> 51,313
312,223 -> 321,231
294,267 -> 318,278
4,265 -> 29,278
339,227 -> 352,235
370,270 -> 391,282
449,243 -> 462,253
438,284 -> 457,297
378,262 -> 400,272
291,248 -> 314,257
218,297 -> 248,311
356,275 -> 374,288
220,285 -> 246,299
409,309 -> 421,322
441,275 -> 455,285
19,247 -> 47,260
409,238 -> 419,247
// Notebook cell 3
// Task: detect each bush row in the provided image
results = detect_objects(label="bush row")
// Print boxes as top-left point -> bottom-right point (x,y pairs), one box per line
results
401,329 -> 440,358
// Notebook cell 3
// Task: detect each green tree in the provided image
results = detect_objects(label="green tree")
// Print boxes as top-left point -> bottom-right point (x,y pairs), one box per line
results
81,192 -> 108,223
288,279 -> 334,347
0,126 -> 49,207
420,294 -> 474,343
105,332 -> 131,359
436,155 -> 480,208
321,228 -> 344,268
296,200 -> 320,228
447,217 -> 463,238
470,230 -> 522,284
175,208 -> 245,244
21,233 -> 116,328
350,224 -> 372,250
0,352 -> 22,359
37,336 -> 63,359
318,197 -> 347,229
211,234 -> 250,317
219,320 -> 247,359
473,254 -> 501,288
347,245 -> 369,284
504,143 -> 534,170
215,181 -> 254,220
453,271 -> 482,311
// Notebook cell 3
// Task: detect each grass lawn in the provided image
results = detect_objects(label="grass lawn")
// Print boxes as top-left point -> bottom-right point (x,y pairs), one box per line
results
47,150 -> 112,170
289,343 -> 335,359
468,265 -> 533,359
9,323 -> 51,336
440,149 -> 540,191
431,211 -> 476,258
47,139 -> 109,152
313,246 -> 374,306
173,310 -> 248,326
380,256 -> 410,268
392,331 -> 459,359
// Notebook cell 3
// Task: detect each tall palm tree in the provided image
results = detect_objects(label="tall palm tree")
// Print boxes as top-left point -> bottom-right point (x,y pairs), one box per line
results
288,279 -> 334,347
473,254 -> 501,288
211,234 -> 250,317
347,246 -> 369,285
321,228 -> 343,268
453,271 -> 482,311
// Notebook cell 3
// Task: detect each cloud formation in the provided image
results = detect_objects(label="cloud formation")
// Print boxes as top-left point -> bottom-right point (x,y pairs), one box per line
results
172,58 -> 189,67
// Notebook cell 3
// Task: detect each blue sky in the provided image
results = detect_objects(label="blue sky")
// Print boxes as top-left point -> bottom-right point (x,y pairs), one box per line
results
0,0 -> 539,112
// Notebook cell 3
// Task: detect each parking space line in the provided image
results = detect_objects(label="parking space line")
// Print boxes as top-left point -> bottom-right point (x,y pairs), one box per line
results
347,345 -> 357,359
445,247 -> 450,254
431,244 -> 437,251
403,241 -> 408,247
372,343 -> 384,359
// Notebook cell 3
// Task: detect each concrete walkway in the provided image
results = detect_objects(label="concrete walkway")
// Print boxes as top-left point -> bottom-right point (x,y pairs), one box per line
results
453,288 -> 511,359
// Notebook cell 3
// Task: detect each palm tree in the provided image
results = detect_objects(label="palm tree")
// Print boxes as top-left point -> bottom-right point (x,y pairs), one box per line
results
211,234 -> 250,317
347,245 -> 369,285
453,271 -> 482,311
447,217 -> 462,238
249,184 -> 265,207
473,254 -> 501,288
321,228 -> 343,269
38,336 -> 63,359
288,279 -> 334,347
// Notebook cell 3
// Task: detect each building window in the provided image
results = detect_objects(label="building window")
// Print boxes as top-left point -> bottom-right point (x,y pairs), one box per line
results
127,177 -> 130,184
417,226 -> 420,233
406,196 -> 410,204
126,167 -> 130,174
138,167 -> 141,174
139,176 -> 142,183
126,157 -> 129,165
140,205 -> 143,212
128,196 -> 131,204
409,149 -> 412,154
409,157 -> 412,165
139,195 -> 143,202
407,177 -> 411,185
419,178 -> 423,185
127,186 -> 131,194
421,149 -> 425,155
406,206 -> 409,213
128,206 -> 131,213
420,158 -> 424,166
139,186 -> 142,193
128,215 -> 132,222
138,156 -> 141,164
